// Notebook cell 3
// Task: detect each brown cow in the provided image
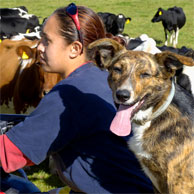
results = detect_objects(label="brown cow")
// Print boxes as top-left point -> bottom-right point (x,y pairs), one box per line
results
0,39 -> 61,113
13,44 -> 62,113
0,39 -> 39,107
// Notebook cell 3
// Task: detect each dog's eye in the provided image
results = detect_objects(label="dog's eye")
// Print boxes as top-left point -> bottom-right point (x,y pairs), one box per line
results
113,67 -> 122,74
140,72 -> 151,78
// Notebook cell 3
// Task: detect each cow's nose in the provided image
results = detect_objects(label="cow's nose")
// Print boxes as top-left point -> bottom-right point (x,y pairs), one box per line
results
116,89 -> 130,102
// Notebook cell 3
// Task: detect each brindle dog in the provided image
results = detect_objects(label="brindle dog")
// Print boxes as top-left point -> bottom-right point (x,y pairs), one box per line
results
87,38 -> 194,194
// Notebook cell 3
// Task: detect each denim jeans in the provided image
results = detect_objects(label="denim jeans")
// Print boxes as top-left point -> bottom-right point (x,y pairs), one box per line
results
1,170 -> 41,193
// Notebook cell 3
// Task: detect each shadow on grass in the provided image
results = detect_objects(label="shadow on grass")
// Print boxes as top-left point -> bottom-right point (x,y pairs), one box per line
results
155,39 -> 163,45
23,158 -> 64,189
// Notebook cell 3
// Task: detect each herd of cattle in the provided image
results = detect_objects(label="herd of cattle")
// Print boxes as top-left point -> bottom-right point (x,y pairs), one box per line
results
0,6 -> 194,114
0,6 -> 41,40
0,7 -> 61,113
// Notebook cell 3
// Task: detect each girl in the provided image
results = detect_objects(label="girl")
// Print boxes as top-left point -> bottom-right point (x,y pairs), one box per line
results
0,3 -> 153,193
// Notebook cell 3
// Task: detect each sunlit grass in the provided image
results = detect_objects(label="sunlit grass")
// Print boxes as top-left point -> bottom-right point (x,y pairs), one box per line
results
23,159 -> 70,192
0,0 -> 193,48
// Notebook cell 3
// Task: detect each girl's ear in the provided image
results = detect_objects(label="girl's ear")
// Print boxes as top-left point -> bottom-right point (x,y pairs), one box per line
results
69,41 -> 83,58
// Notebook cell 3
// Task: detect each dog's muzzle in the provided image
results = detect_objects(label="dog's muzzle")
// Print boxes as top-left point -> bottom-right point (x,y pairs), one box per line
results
116,89 -> 130,102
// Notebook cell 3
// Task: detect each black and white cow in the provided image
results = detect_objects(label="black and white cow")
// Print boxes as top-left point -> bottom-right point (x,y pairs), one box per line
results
158,45 -> 194,96
151,6 -> 186,48
10,25 -> 41,41
0,6 -> 40,39
97,12 -> 131,35
0,15 -> 40,39
124,34 -> 161,54
0,6 -> 28,17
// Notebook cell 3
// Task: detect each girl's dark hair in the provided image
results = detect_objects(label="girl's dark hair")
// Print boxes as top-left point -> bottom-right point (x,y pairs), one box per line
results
54,6 -> 106,48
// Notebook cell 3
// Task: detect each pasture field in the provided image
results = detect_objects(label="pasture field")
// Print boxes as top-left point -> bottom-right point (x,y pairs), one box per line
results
0,0 -> 194,48
0,0 -> 194,192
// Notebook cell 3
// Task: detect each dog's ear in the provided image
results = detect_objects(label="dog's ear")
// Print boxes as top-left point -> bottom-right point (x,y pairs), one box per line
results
154,51 -> 194,77
87,38 -> 126,70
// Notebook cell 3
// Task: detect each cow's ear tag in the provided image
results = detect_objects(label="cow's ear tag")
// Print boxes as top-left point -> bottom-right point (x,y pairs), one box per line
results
0,39 -> 2,43
159,11 -> 162,16
22,51 -> 29,59
26,29 -> 30,33
126,19 -> 130,24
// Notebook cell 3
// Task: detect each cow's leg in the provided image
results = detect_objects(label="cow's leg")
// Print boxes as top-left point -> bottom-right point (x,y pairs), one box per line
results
164,28 -> 168,46
174,27 -> 179,47
170,31 -> 174,44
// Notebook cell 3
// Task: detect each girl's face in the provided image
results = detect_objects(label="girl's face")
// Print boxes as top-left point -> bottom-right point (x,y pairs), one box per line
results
38,14 -> 71,76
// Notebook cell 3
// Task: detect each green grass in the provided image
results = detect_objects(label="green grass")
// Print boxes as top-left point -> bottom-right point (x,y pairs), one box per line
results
0,0 -> 194,192
0,0 -> 193,48
13,159 -> 70,192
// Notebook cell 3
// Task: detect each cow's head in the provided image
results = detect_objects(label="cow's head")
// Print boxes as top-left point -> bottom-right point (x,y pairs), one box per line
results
116,14 -> 132,34
0,39 -> 38,106
151,8 -> 164,23
0,39 -> 61,113
13,44 -> 61,113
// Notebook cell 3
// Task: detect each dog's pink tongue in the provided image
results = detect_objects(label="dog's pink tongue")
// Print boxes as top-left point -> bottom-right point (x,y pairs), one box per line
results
110,104 -> 132,136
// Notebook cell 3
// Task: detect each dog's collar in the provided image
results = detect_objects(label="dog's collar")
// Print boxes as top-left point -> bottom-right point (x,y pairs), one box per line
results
151,81 -> 175,120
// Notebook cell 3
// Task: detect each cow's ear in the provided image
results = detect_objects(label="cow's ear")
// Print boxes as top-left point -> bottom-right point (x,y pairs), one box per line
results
16,46 -> 34,60
87,38 -> 126,70
154,51 -> 194,77
125,17 -> 132,24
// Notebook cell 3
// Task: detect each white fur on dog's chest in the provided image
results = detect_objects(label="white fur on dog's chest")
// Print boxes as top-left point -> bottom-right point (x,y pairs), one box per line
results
129,107 -> 153,159
129,121 -> 160,192
129,121 -> 151,159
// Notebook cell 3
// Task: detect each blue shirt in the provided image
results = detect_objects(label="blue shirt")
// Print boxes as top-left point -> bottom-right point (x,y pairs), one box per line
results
6,62 -> 153,193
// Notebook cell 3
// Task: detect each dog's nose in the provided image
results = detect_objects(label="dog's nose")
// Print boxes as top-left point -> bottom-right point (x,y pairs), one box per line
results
116,89 -> 130,102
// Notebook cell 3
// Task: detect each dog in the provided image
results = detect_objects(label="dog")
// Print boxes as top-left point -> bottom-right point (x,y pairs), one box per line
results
87,38 -> 194,193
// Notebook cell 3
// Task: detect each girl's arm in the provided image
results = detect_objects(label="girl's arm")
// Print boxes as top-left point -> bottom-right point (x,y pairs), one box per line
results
0,134 -> 34,173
